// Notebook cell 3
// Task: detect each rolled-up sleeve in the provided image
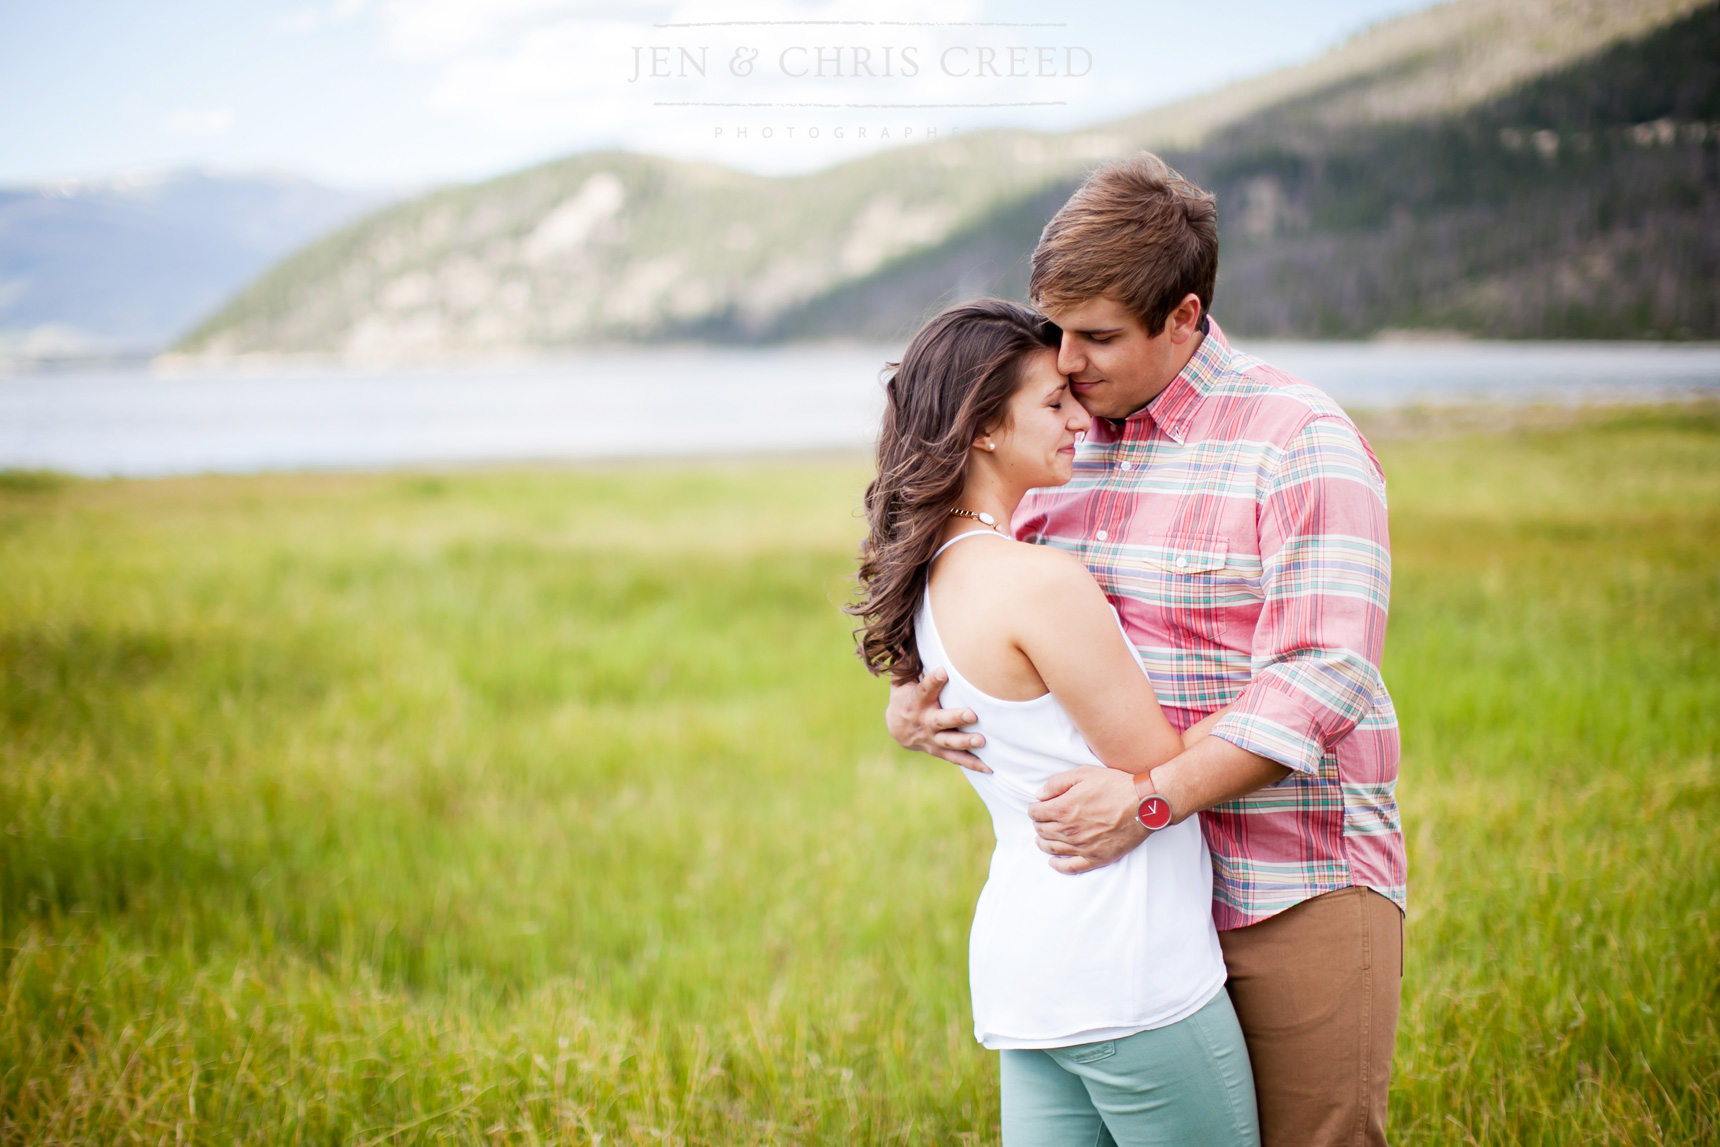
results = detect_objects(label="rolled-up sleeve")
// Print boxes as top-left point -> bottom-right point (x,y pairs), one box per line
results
1212,416 -> 1392,774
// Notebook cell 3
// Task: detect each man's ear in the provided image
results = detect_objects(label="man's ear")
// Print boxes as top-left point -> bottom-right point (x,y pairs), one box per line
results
1167,294 -> 1204,343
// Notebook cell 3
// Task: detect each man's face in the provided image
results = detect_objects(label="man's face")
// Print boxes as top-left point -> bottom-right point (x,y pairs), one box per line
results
1043,294 -> 1204,420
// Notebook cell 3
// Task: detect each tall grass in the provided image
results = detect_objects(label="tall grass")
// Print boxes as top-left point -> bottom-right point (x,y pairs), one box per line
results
2,407 -> 1716,1144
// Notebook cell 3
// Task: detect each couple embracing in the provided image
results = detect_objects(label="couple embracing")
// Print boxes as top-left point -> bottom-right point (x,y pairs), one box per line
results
850,153 -> 1407,1146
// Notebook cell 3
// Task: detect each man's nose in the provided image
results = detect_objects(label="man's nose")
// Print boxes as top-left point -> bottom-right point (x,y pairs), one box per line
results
1057,335 -> 1084,377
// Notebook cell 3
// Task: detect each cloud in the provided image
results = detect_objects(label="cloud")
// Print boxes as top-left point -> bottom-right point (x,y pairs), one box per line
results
377,0 -> 665,61
274,7 -> 326,34
273,0 -> 373,37
165,108 -> 238,136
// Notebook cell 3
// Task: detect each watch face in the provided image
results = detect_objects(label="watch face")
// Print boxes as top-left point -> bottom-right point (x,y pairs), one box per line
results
1137,795 -> 1173,831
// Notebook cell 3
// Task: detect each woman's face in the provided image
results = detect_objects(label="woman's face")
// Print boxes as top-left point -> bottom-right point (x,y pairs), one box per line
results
988,348 -> 1092,488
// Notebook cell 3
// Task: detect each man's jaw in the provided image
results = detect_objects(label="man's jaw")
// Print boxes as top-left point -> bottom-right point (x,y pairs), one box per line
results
1071,378 -> 1131,420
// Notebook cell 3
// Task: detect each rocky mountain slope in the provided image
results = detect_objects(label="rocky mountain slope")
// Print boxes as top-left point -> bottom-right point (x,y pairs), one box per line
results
174,0 -> 1712,359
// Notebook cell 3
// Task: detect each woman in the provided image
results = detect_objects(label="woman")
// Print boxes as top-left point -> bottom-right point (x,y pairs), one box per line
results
850,300 -> 1260,1146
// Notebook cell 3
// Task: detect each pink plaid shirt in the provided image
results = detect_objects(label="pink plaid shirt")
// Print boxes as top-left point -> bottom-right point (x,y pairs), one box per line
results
1015,320 -> 1406,930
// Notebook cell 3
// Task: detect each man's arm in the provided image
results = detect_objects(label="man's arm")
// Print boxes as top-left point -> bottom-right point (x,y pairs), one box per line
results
1030,414 -> 1393,869
885,670 -> 991,772
1202,416 -> 1392,775
1028,738 -> 1289,873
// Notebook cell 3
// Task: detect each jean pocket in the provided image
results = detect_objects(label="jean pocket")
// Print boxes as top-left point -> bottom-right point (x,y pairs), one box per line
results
1064,1040 -> 1117,1065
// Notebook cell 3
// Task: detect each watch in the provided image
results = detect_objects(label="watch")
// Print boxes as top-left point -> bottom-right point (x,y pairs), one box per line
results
1134,773 -> 1174,831
1136,793 -> 1173,831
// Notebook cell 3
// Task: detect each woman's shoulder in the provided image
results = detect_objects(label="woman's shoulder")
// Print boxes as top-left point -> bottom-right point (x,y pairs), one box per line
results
1012,539 -> 1097,588
940,535 -> 1098,600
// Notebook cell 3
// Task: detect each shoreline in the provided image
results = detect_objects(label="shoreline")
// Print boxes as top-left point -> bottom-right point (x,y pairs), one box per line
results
2,400 -> 1713,485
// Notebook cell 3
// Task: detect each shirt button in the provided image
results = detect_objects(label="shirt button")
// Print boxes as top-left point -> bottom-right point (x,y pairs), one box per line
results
1175,555 -> 1188,569
1095,529 -> 1109,541
1118,460 -> 1132,471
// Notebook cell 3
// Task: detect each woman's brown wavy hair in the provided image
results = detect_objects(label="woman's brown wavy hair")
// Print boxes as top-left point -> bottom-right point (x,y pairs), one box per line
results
849,298 -> 1061,682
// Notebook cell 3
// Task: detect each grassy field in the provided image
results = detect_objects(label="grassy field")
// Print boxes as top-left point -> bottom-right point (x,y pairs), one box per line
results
2,405 -> 1716,1145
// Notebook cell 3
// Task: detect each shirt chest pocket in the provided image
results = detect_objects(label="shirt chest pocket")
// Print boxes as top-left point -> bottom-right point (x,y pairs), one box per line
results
1132,536 -> 1229,578
1113,535 -> 1249,646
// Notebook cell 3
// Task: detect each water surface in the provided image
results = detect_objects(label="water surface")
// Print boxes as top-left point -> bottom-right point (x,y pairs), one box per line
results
3,341 -> 1715,477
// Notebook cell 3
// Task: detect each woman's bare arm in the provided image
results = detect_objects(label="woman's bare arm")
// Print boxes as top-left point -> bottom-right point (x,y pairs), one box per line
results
1005,548 -> 1185,774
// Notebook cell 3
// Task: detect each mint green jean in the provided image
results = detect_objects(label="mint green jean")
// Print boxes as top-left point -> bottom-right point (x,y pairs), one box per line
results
998,991 -> 1260,1147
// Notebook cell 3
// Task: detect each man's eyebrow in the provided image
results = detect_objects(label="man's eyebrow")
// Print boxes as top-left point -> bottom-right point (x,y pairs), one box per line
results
1073,326 -> 1125,337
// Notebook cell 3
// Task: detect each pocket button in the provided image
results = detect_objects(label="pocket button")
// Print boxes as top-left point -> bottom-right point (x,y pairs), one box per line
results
1175,555 -> 1188,569
1096,529 -> 1108,541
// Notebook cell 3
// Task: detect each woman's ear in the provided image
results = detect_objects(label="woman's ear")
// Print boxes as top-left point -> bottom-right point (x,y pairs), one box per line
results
973,432 -> 998,453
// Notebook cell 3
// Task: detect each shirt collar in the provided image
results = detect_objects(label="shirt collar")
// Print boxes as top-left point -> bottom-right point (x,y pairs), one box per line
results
1118,317 -> 1233,445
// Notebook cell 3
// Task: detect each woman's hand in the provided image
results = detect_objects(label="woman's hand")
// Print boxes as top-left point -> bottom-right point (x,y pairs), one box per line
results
884,670 -> 992,773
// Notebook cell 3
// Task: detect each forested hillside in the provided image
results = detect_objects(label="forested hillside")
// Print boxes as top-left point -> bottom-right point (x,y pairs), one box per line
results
1188,0 -> 1720,338
773,0 -> 1720,341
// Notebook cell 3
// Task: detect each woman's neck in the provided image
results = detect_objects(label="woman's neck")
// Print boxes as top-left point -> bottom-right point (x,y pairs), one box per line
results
944,476 -> 1025,541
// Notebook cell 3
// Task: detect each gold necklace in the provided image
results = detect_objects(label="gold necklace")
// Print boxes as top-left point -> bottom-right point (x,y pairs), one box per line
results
948,508 -> 1003,532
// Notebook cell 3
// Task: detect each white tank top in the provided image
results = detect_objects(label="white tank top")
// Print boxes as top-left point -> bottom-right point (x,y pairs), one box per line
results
917,530 -> 1227,1050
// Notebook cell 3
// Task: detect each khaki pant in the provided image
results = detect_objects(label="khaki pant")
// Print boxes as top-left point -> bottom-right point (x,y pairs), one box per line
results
1219,886 -> 1403,1147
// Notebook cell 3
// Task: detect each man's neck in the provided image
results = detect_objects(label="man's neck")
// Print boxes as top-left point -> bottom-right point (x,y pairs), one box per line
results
1118,328 -> 1205,421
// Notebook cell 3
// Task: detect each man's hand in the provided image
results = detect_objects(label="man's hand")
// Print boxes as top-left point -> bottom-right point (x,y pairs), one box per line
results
1029,767 -> 1145,873
884,670 -> 991,773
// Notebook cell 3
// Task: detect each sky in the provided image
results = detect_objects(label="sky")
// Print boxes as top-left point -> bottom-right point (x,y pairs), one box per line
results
0,0 -> 1441,191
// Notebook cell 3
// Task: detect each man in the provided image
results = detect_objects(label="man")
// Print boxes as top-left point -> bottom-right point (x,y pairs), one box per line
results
887,153 -> 1406,1146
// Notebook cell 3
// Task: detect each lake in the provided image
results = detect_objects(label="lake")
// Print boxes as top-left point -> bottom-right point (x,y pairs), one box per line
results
3,341 -> 1717,477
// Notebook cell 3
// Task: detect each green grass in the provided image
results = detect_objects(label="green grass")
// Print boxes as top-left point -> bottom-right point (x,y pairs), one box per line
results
2,407 -> 1716,1145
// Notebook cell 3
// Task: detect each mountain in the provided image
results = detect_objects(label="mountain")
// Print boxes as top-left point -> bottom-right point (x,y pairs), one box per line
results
173,0 -> 1713,360
1178,1 -> 1720,338
793,0 -> 1720,341
0,170 -> 385,362
172,137 -> 1119,361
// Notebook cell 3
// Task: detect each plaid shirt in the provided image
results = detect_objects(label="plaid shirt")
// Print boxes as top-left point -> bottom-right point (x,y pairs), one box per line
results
1015,320 -> 1406,930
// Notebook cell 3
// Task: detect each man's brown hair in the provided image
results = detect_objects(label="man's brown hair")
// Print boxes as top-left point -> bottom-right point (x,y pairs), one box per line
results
1029,152 -> 1218,335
